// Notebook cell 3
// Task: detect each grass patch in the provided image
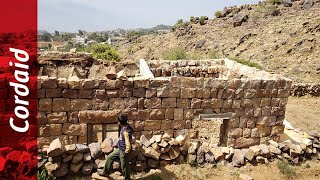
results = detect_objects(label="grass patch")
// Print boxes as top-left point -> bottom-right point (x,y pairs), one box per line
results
277,161 -> 297,179
215,11 -> 223,18
37,169 -> 48,180
162,47 -> 187,60
228,57 -> 263,69
267,0 -> 283,4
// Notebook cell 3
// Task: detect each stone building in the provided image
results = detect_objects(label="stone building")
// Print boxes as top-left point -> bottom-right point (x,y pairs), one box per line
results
37,53 -> 292,149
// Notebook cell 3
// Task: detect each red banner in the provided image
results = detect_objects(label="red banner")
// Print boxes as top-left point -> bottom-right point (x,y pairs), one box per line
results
0,0 -> 38,179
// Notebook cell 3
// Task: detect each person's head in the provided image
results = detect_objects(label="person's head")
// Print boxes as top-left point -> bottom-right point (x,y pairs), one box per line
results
118,114 -> 128,126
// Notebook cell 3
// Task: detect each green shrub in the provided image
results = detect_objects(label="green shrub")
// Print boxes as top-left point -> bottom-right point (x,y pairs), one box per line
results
277,161 -> 297,179
86,44 -> 121,61
215,11 -> 223,18
172,19 -> 190,31
162,47 -> 187,60
37,169 -> 48,180
190,16 -> 195,22
207,50 -> 219,59
267,0 -> 283,4
199,16 -> 207,25
228,57 -> 263,69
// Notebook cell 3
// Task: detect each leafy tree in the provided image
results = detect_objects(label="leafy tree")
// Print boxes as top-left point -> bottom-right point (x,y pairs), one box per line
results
78,30 -> 84,36
86,44 -> 121,61
54,30 -> 60,37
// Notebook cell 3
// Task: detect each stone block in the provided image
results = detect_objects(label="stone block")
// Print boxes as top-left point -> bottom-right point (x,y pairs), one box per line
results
62,123 -> 87,136
168,88 -> 180,98
38,112 -> 48,125
62,89 -> 78,99
184,109 -> 194,120
82,79 -> 96,89
227,79 -> 242,89
68,78 -> 83,89
239,117 -> 248,128
271,125 -> 285,135
133,88 -> 146,97
39,125 -> 50,137
42,77 -> 57,89
46,88 -> 62,98
174,109 -> 184,120
228,118 -> 240,128
162,98 -> 177,108
244,108 -> 254,117
157,87 -> 169,97
49,124 -> 62,136
105,90 -> 119,98
146,89 -> 157,98
271,107 -> 285,116
94,89 -> 106,99
223,89 -> 235,99
177,99 -> 190,108
144,97 -> 161,109
241,99 -> 253,108
79,110 -> 120,124
47,112 -> 67,124
271,98 -> 280,107
244,89 -> 257,98
165,109 -> 174,120
243,128 -> 251,138
181,77 -> 196,88
171,120 -> 185,130
180,88 -> 196,98
191,98 -> 202,109
39,99 -> 52,112
138,110 -> 149,120
223,99 -> 233,109
109,98 -> 125,109
70,99 -> 93,111
68,112 -> 79,123
134,78 -> 150,88
234,89 -> 244,99
229,128 -> 243,138
232,100 -> 241,108
134,121 -> 144,131
149,109 -> 165,120
92,99 -> 109,110
246,118 -> 256,128
235,137 -> 260,149
52,98 -> 71,112
144,120 -> 161,131
201,99 -> 212,109
196,88 -> 211,98
161,120 -> 172,130
277,89 -> 290,98
78,90 -> 93,99
211,99 -> 223,108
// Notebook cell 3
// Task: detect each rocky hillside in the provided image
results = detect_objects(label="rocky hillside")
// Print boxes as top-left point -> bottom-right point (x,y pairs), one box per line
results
123,0 -> 320,83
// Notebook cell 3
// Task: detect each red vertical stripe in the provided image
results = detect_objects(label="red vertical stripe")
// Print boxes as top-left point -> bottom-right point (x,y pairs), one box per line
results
0,0 -> 38,179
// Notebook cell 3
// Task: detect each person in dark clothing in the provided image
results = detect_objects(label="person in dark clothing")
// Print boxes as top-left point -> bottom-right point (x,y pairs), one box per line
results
99,114 -> 134,180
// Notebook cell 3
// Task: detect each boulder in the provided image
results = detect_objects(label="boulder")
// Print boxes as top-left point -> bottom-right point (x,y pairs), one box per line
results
72,152 -> 83,164
141,146 -> 161,160
232,149 -> 245,167
303,0 -> 314,10
48,156 -> 61,164
52,163 -> 69,177
63,155 -> 73,163
160,153 -> 171,161
169,146 -> 180,160
211,146 -> 224,161
101,137 -> 114,154
89,143 -> 102,159
269,145 -> 281,155
188,140 -> 200,154
205,151 -> 215,163
233,13 -> 248,27
283,0 -> 293,7
158,140 -> 169,147
241,148 -> 255,161
195,39 -> 206,49
47,138 -> 65,157
140,135 -> 151,147
83,152 -> 92,162
65,144 -> 77,154
45,162 -> 60,174
70,162 -> 84,173
175,135 -> 186,146
82,162 -> 94,176
197,147 -> 205,164
162,133 -> 171,141
76,144 -> 89,153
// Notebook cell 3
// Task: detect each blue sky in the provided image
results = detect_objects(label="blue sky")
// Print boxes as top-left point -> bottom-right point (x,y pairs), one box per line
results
39,0 -> 260,32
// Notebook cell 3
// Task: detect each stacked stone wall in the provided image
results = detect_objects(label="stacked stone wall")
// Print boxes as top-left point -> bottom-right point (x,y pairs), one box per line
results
38,75 -> 292,149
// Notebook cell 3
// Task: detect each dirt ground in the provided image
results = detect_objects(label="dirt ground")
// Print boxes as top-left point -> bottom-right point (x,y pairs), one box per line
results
285,97 -> 320,132
142,159 -> 320,180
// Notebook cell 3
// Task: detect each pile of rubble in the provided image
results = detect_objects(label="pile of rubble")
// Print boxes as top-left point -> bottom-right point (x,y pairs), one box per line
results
0,140 -> 37,179
291,83 -> 320,97
39,131 -> 320,179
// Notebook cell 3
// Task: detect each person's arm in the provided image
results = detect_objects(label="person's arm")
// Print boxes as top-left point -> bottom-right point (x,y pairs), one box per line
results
123,131 -> 131,154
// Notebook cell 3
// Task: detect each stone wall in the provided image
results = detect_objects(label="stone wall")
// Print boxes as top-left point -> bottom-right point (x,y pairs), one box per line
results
38,59 -> 292,149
